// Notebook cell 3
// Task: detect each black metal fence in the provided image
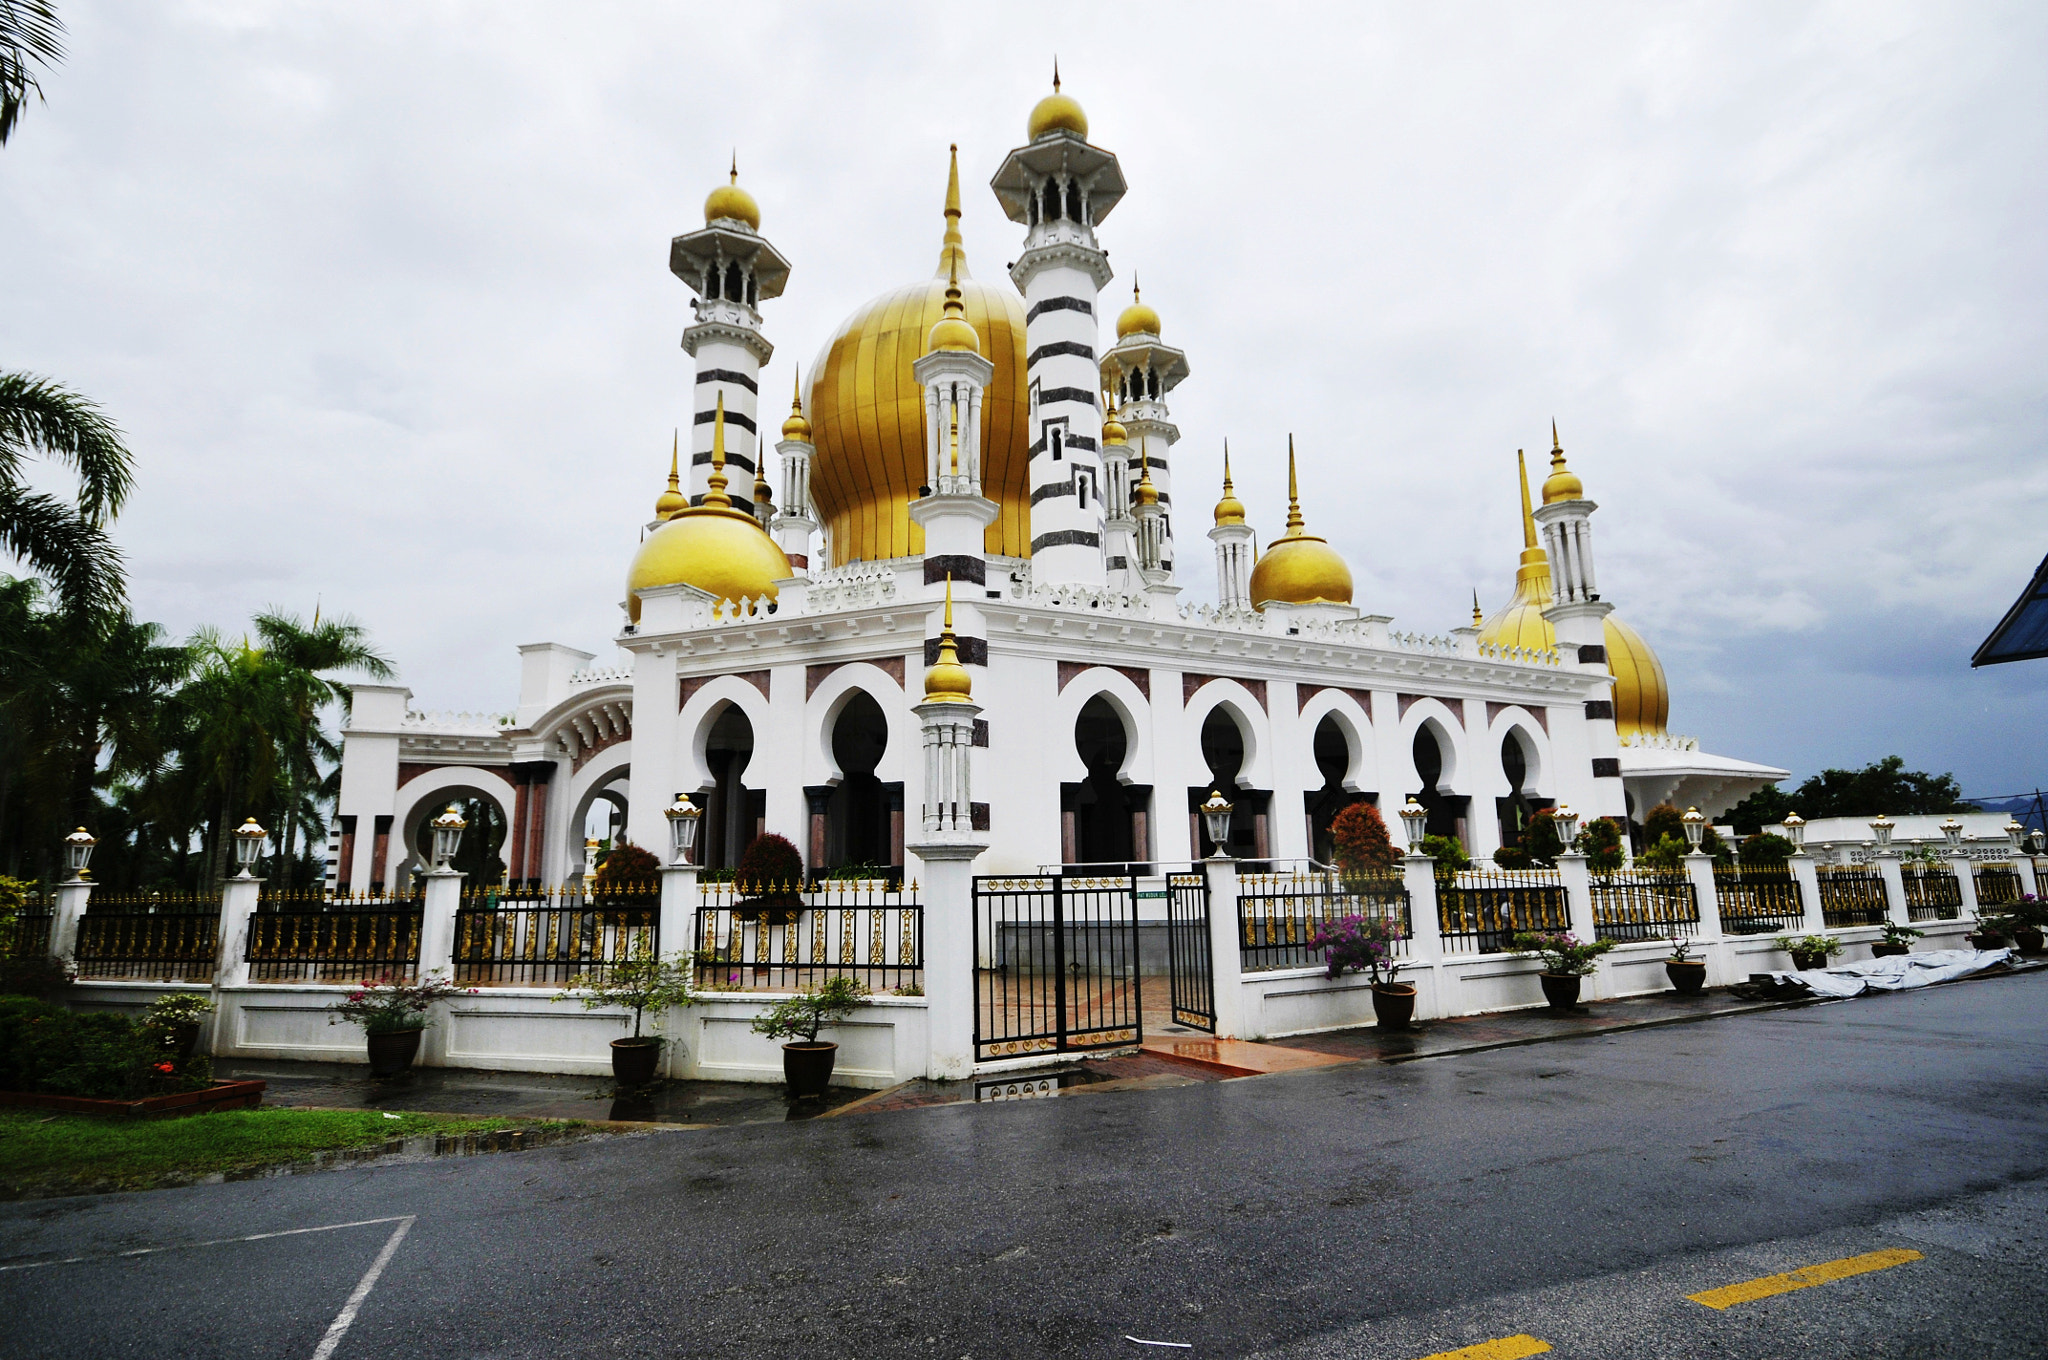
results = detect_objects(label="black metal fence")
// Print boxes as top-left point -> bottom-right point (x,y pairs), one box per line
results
1976,865 -> 2024,908
693,879 -> 922,993
245,889 -> 423,983
1712,868 -> 1805,936
973,874 -> 1140,1061
1437,869 -> 1568,954
454,884 -> 658,987
73,890 -> 222,981
1237,869 -> 1410,971
1590,872 -> 1699,942
1816,866 -> 1889,928
4,890 -> 52,959
1903,866 -> 1962,921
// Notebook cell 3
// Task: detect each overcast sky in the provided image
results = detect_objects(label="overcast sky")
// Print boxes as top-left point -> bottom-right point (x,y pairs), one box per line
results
5,1 -> 2044,796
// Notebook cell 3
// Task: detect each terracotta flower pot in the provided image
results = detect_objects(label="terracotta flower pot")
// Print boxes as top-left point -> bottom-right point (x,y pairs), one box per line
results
366,1028 -> 423,1078
611,1038 -> 662,1088
1371,983 -> 1416,1030
1870,942 -> 1910,958
1664,959 -> 1707,995
783,1041 -> 837,1097
2014,927 -> 2044,956
1539,973 -> 1582,1011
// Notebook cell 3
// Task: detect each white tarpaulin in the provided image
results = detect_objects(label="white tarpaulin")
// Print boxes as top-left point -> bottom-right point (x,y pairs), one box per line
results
1760,947 -> 2018,998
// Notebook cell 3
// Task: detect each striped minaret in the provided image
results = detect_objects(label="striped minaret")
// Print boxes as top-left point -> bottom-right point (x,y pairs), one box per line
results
669,159 -> 791,520
991,69 -> 1127,587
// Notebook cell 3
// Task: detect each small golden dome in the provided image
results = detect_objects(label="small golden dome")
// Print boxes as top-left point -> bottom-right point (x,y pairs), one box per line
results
1134,449 -> 1159,507
1540,421 -> 1583,504
926,258 -> 980,353
654,435 -> 686,520
921,579 -> 973,703
1213,444 -> 1246,526
704,161 -> 760,231
1249,439 -> 1354,608
780,369 -> 811,442
1117,281 -> 1161,339
1028,66 -> 1088,141
1101,407 -> 1128,447
627,395 -> 789,620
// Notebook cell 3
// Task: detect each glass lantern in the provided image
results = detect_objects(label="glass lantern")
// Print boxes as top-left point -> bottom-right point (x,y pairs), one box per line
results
1199,791 -> 1234,856
665,793 -> 702,866
1938,816 -> 1963,851
431,803 -> 468,869
1868,813 -> 1894,848
1780,811 -> 1806,851
1398,798 -> 1429,853
232,817 -> 267,877
1552,804 -> 1580,849
63,826 -> 97,880
1680,806 -> 1706,851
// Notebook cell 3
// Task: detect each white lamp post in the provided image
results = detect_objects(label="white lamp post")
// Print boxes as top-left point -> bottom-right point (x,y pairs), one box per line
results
231,817 -> 267,877
1398,798 -> 1429,854
63,826 -> 97,881
666,793 -> 703,866
2029,829 -> 2045,857
1199,790 -> 1234,857
1939,816 -> 1963,852
2004,818 -> 2025,853
430,803 -> 468,869
1552,803 -> 1580,850
1681,806 -> 1706,852
1781,811 -> 1806,851
1869,813 -> 1894,848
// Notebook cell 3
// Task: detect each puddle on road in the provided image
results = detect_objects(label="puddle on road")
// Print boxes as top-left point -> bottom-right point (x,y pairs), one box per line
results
973,1067 -> 1116,1102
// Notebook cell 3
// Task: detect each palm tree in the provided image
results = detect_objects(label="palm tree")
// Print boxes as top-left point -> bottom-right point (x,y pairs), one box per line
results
0,0 -> 63,146
252,607 -> 395,887
1,372 -> 134,614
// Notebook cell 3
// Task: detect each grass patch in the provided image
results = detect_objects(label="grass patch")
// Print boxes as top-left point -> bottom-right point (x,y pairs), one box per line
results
0,1107 -> 576,1198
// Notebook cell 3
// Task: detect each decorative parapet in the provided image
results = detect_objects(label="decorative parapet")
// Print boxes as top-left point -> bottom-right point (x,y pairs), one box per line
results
1618,731 -> 1701,752
568,664 -> 632,688
401,710 -> 515,735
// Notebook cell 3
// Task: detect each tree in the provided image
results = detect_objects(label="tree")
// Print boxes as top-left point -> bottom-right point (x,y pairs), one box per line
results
1329,802 -> 1397,874
1,373 -> 134,616
1725,756 -> 1971,833
0,0 -> 62,146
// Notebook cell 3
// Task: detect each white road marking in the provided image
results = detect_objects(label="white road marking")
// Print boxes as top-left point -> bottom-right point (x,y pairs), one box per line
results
0,1215 -> 413,1273
309,1216 -> 414,1360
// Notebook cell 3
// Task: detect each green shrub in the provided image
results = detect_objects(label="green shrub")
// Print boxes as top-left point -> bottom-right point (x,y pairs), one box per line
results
1577,817 -> 1626,872
1739,832 -> 1797,866
1421,834 -> 1469,875
0,996 -> 209,1099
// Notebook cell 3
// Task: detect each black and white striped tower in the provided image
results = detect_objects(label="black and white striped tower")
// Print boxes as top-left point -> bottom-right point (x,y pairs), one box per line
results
991,69 -> 1126,587
1102,279 -> 1190,591
669,159 -> 791,519
1532,423 -> 1628,822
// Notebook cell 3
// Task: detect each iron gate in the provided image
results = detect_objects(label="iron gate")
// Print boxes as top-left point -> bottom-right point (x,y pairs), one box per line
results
973,873 -> 1140,1062
1165,871 -> 1215,1032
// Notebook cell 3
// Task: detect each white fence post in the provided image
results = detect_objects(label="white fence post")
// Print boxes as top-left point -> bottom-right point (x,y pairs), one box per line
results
48,878 -> 92,964
214,876 -> 260,988
2013,857 -> 2038,898
912,844 -> 982,1081
1683,852 -> 1728,983
1401,852 -> 1442,1016
419,868 -> 464,978
1202,857 -> 1247,1039
1554,851 -> 1601,995
1951,856 -> 1980,922
659,863 -> 699,962
1872,852 -> 1910,927
1788,852 -> 1826,935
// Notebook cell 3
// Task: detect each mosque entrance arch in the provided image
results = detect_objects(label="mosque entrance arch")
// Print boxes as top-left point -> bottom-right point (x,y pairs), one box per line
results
1061,696 -> 1151,869
813,691 -> 901,879
699,703 -> 762,873
1411,725 -> 1469,847
1189,707 -> 1268,861
1306,715 -> 1374,865
405,790 -> 508,889
1495,728 -> 1552,852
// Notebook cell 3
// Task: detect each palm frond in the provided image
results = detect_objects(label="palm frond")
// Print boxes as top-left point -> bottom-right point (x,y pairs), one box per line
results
0,370 -> 134,522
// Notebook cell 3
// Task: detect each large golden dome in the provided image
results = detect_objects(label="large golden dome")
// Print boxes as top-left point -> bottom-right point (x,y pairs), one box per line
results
1028,68 -> 1088,142
1249,440 -> 1354,608
807,149 -> 1031,563
704,163 -> 761,231
627,398 -> 789,619
1477,450 -> 1669,737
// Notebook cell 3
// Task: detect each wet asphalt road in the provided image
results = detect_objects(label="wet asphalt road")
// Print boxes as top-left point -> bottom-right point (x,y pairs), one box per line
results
3,975 -> 2045,1360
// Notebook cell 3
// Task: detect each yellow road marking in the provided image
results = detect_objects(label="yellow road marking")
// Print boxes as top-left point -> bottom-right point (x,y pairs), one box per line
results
1688,1248 -> 1924,1310
1413,1337 -> 1552,1360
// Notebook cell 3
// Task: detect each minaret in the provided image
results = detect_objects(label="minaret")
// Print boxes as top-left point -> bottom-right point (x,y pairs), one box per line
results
910,148 -> 999,676
1102,279 -> 1190,588
669,158 -> 791,519
991,68 -> 1127,587
1531,422 -> 1626,817
771,369 -> 817,572
1100,401 -> 1138,590
1132,447 -> 1171,594
917,578 -> 981,838
1209,444 -> 1254,611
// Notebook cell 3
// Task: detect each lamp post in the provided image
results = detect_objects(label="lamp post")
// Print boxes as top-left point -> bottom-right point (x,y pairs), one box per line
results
430,803 -> 467,870
1939,816 -> 1963,853
2029,829 -> 2045,857
1681,806 -> 1706,852
231,818 -> 267,878
1869,813 -> 1894,849
2004,818 -> 2025,854
63,827 -> 97,882
665,793 -> 702,866
1199,790 -> 1234,858
1780,811 -> 1806,852
1552,803 -> 1580,850
1399,798 -> 1429,854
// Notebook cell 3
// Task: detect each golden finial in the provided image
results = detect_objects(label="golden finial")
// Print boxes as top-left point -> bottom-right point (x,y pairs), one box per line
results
704,392 -> 732,509
922,576 -> 973,703
1213,440 -> 1245,526
655,430 -> 686,520
1541,420 -> 1584,505
1283,435 -> 1306,535
781,367 -> 811,441
938,143 -> 966,275
1053,57 -> 1061,93
928,250 -> 979,353
753,449 -> 773,511
1517,449 -> 1536,549
1472,589 -> 1483,627
1551,418 -> 1561,451
1135,445 -> 1158,507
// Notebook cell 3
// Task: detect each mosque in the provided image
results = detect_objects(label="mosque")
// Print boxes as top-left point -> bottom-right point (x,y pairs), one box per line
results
331,77 -> 1786,894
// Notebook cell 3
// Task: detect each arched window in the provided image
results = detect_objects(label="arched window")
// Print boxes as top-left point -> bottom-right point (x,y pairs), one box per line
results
1194,707 -> 1262,858
1065,696 -> 1144,866
1050,428 -> 1063,461
825,692 -> 897,871
1307,715 -> 1364,863
1412,726 -> 1468,845
700,704 -> 759,872
1040,179 -> 1055,223
724,262 -> 743,301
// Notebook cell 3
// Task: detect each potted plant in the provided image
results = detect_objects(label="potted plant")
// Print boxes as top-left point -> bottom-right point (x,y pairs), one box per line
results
1664,935 -> 1706,995
750,976 -> 871,1097
1871,921 -> 1922,958
330,972 -> 472,1077
142,993 -> 215,1063
2005,895 -> 2047,955
557,950 -> 696,1090
1774,934 -> 1843,971
1508,931 -> 1616,1010
1968,914 -> 2013,952
1309,912 -> 1413,1029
